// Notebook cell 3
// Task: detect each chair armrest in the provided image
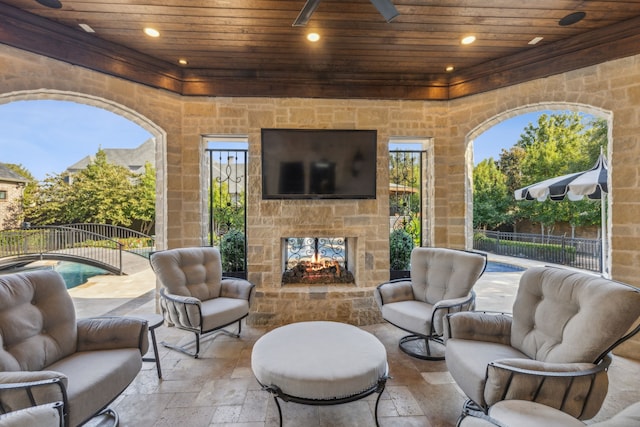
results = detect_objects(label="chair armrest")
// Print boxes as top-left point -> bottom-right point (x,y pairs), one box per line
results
221,278 -> 255,302
77,316 -> 149,355
484,355 -> 611,420
0,372 -> 68,415
444,311 -> 512,344
375,280 -> 414,306
431,292 -> 475,336
160,288 -> 202,330
160,289 -> 200,305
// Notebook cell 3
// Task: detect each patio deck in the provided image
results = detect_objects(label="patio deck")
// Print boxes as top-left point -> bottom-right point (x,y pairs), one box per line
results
69,255 -> 640,427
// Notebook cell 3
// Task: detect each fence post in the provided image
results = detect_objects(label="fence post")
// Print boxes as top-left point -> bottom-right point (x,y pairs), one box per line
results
561,234 -> 566,265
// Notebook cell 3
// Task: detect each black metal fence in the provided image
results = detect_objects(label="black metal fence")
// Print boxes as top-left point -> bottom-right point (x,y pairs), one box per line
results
473,229 -> 602,273
0,224 -> 155,274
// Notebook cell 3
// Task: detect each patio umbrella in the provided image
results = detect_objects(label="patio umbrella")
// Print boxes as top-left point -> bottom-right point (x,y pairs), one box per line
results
514,153 -> 609,275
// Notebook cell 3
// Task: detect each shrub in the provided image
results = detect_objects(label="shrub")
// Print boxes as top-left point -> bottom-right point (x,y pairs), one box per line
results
390,228 -> 414,270
221,230 -> 246,272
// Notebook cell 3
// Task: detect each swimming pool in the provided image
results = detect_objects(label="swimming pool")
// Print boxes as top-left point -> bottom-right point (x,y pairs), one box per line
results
15,261 -> 109,289
54,262 -> 109,289
485,261 -> 526,273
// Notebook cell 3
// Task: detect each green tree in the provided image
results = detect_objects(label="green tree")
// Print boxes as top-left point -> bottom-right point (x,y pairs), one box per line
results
68,149 -> 135,225
496,146 -> 527,229
130,162 -> 156,235
24,172 -> 75,225
513,112 -> 605,235
24,148 -> 156,232
473,158 -> 511,229
210,179 -> 245,246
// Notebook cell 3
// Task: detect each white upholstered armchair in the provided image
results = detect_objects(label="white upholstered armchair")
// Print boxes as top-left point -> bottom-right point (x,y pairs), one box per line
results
150,247 -> 255,358
445,266 -> 640,421
375,247 -> 487,360
0,270 -> 149,427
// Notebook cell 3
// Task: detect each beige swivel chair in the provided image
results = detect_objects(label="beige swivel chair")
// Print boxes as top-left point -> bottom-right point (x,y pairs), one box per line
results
458,400 -> 640,427
150,247 -> 255,358
375,247 -> 487,359
445,266 -> 640,420
0,270 -> 149,427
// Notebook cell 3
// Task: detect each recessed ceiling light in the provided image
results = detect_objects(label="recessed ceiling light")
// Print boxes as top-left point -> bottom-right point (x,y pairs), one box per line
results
445,66 -> 454,72
178,59 -> 188,65
559,11 -> 586,26
461,35 -> 476,45
528,36 -> 544,45
79,23 -> 95,33
144,27 -> 160,38
307,32 -> 320,42
35,0 -> 62,9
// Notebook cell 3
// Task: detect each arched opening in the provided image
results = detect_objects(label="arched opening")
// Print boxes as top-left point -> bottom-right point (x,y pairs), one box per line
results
466,103 -> 612,275
0,89 -> 167,251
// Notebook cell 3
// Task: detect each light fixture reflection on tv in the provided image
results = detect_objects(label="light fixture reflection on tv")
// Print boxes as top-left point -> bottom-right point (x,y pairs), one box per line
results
261,129 -> 377,199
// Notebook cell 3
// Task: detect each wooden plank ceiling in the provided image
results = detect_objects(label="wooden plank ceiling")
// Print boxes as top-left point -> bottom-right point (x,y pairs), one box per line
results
2,0 -> 640,100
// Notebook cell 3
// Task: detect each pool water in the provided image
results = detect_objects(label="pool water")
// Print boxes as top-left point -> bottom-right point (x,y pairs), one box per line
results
54,262 -> 109,289
485,261 -> 525,273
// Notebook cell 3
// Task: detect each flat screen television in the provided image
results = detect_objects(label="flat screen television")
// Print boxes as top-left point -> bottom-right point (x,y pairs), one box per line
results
261,128 -> 377,199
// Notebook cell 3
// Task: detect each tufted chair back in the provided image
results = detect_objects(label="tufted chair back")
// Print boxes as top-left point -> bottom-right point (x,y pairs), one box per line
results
410,247 -> 486,305
150,246 -> 223,301
0,270 -> 76,372
511,267 -> 640,364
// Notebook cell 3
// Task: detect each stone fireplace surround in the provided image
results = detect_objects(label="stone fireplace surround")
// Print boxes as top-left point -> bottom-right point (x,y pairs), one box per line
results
245,199 -> 388,327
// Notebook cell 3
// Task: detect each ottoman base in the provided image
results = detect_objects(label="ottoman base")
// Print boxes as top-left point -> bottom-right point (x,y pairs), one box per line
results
259,375 -> 389,427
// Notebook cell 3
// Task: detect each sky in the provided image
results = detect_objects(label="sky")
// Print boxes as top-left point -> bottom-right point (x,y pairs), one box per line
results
0,100 -> 152,181
473,112 -> 546,164
0,99 -> 550,181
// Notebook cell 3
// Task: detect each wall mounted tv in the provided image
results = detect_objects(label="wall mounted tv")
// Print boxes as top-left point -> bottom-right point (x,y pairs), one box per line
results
261,128 -> 377,200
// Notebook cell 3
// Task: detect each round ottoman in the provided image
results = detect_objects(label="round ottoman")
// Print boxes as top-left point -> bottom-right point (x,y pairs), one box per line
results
251,321 -> 389,426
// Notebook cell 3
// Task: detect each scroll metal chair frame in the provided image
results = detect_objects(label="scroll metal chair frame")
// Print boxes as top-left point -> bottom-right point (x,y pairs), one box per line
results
458,354 -> 614,422
376,248 -> 487,361
444,268 -> 640,421
150,247 -> 256,359
0,378 -> 120,427
257,372 -> 390,427
0,380 -> 68,427
452,315 -> 640,418
157,286 -> 254,358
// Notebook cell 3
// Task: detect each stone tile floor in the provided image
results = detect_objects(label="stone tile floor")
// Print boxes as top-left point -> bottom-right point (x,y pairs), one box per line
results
73,255 -> 640,427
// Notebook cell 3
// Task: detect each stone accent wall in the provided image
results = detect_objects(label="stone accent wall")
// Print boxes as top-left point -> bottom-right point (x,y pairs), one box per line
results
1,44 -> 640,349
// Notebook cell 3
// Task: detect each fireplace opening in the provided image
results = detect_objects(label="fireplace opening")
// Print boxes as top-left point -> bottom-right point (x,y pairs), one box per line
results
282,237 -> 355,284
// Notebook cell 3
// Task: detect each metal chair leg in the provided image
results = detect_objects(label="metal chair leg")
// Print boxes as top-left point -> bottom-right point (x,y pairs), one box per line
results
161,331 -> 201,358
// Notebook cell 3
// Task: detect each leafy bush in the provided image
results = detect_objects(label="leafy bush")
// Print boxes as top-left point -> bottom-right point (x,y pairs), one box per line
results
221,230 -> 246,272
390,228 -> 414,270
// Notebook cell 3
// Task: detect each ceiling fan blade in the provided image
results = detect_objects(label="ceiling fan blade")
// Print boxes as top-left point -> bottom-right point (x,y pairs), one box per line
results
293,0 -> 322,27
370,0 -> 399,22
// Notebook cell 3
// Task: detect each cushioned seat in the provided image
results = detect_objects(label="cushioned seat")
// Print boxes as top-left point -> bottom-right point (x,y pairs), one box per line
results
150,247 -> 255,358
0,270 -> 148,427
375,247 -> 486,359
251,321 -> 389,426
252,321 -> 387,400
445,266 -> 640,420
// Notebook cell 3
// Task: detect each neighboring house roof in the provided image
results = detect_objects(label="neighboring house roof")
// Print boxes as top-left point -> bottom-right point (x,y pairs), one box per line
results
66,138 -> 155,175
0,163 -> 28,184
